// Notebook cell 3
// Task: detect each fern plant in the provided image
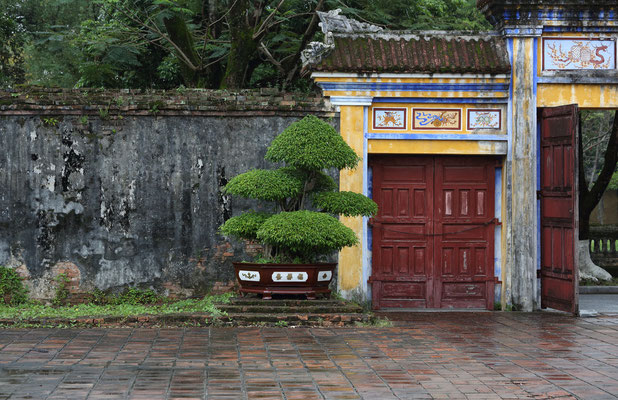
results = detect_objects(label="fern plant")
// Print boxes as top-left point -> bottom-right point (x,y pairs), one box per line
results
219,115 -> 377,263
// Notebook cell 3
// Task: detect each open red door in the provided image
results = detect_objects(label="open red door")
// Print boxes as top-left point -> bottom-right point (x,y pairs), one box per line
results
540,105 -> 579,315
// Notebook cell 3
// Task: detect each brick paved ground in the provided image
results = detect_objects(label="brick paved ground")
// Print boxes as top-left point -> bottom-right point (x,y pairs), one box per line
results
0,313 -> 617,399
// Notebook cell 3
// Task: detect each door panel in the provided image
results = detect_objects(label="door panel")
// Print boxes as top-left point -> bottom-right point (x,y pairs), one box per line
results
540,105 -> 579,314
370,156 -> 434,309
435,157 -> 495,309
370,155 -> 496,310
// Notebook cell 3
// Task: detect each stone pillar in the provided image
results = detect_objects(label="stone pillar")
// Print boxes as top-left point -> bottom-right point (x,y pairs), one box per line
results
507,34 -> 539,311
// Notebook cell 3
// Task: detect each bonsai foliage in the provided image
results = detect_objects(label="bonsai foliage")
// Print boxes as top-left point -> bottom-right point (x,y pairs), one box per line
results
220,115 -> 377,263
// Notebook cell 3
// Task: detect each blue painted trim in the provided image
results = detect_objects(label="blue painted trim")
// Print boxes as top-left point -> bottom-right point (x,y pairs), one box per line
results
362,106 -> 370,299
542,26 -> 618,33
537,76 -> 618,84
372,97 -> 507,104
533,37 -> 538,97
320,82 -> 510,92
532,39 -> 540,275
504,27 -> 543,36
365,133 -> 508,141
507,38 -> 514,162
495,167 -> 502,284
536,113 -> 542,273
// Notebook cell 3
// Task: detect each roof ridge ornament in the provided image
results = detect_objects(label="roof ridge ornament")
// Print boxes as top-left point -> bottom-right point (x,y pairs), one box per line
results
317,9 -> 383,34
301,9 -> 383,69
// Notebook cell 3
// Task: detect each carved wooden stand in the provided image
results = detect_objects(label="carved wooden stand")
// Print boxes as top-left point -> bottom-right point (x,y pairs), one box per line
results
234,262 -> 336,300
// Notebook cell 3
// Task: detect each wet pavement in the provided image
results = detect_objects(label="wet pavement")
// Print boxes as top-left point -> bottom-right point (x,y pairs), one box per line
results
579,294 -> 618,315
1,313 -> 618,399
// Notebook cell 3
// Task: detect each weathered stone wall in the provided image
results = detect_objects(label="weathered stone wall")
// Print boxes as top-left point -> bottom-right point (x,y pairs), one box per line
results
0,88 -> 337,298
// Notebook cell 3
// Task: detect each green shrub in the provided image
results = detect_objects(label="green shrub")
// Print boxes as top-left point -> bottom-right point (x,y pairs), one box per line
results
313,191 -> 378,217
117,287 -> 160,305
266,115 -> 360,170
219,115 -> 377,263
90,288 -> 111,305
52,273 -> 70,306
220,212 -> 273,241
87,287 -> 162,305
224,168 -> 304,202
0,266 -> 28,305
256,211 -> 358,260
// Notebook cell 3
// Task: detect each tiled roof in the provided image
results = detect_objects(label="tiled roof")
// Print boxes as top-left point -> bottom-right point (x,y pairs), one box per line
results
310,34 -> 511,75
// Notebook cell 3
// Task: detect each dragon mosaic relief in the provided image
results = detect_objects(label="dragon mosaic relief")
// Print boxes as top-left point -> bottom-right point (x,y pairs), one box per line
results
545,39 -> 615,70
413,109 -> 461,130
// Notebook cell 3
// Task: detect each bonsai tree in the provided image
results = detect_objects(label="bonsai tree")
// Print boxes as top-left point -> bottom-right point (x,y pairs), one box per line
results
219,115 -> 377,263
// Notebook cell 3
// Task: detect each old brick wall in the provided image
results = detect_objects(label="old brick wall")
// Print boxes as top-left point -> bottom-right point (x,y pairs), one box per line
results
0,88 -> 337,299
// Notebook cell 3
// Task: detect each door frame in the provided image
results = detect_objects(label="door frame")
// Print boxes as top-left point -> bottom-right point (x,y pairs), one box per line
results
369,154 -> 499,310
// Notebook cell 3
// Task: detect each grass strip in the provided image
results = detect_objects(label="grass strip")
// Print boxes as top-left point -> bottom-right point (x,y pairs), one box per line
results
0,293 -> 233,320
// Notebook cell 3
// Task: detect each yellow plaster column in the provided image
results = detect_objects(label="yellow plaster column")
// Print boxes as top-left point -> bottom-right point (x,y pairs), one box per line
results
338,105 -> 365,292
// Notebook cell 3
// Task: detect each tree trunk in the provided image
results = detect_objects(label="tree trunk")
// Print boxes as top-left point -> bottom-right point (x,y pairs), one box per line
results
281,0 -> 325,89
579,111 -> 618,240
220,0 -> 257,89
163,15 -> 204,87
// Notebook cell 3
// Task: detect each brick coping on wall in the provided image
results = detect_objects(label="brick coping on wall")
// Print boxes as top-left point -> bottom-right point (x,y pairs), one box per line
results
0,87 -> 336,117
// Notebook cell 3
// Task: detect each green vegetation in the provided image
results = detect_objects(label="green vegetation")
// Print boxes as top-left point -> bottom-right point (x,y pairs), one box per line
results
42,117 -> 59,127
90,287 -> 162,305
0,0 -> 489,90
0,293 -> 233,322
220,115 -> 377,263
354,317 -> 393,328
0,266 -> 28,305
52,273 -> 70,306
314,191 -> 378,217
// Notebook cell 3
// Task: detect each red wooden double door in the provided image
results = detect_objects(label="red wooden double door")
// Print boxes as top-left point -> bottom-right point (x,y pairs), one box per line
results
369,156 -> 497,310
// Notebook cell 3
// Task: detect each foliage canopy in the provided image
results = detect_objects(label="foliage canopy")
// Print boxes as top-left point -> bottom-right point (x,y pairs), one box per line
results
1,0 -> 490,89
266,115 -> 360,170
219,115 -> 377,263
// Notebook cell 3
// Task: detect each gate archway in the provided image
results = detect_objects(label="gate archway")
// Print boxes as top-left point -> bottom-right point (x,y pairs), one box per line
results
303,1 -> 618,312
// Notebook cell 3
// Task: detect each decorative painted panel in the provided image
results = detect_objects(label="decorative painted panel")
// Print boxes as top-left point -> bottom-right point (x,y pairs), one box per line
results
373,108 -> 407,130
317,270 -> 332,282
412,108 -> 461,130
272,271 -> 308,282
467,109 -> 501,130
238,270 -> 260,282
543,38 -> 616,70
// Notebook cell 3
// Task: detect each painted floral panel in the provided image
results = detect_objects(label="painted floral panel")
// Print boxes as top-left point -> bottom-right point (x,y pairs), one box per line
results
272,272 -> 308,282
467,109 -> 501,130
412,108 -> 461,130
238,270 -> 260,282
543,38 -> 616,70
373,108 -> 407,130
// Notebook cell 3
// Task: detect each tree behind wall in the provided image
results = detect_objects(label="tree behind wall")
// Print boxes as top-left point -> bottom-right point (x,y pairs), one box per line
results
2,0 -> 490,90
579,110 -> 618,240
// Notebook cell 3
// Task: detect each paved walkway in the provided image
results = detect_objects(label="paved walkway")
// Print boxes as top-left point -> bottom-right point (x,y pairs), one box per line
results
580,293 -> 618,315
1,313 -> 617,399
